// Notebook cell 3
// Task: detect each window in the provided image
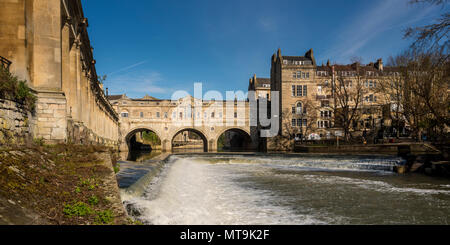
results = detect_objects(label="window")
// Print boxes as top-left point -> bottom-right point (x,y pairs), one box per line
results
303,119 -> 307,126
121,112 -> 129,118
292,85 -> 296,97
292,107 -> 296,114
324,121 -> 329,128
234,112 -> 238,118
164,112 -> 168,118
297,85 -> 302,97
297,119 -> 303,127
179,112 -> 183,119
303,85 -> 308,96
156,112 -> 160,118
211,112 -> 215,118
296,102 -> 303,115
292,119 -> 296,127
317,86 -> 323,94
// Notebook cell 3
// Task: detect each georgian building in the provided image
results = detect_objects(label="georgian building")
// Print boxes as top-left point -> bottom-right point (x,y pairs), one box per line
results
251,48 -> 401,151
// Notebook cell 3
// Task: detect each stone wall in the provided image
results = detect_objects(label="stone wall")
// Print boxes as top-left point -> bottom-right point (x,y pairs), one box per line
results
0,0 -> 120,146
0,99 -> 34,145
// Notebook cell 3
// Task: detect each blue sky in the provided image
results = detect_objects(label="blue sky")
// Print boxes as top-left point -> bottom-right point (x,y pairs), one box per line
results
82,0 -> 446,99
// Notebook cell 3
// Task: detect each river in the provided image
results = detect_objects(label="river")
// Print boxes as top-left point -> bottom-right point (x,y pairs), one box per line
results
119,153 -> 450,225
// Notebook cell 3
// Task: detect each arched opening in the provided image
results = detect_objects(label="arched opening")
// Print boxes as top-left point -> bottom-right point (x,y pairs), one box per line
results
217,128 -> 252,152
125,128 -> 162,161
172,129 -> 208,153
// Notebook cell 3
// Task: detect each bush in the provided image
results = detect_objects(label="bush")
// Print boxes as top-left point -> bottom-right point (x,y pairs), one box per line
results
0,67 -> 36,111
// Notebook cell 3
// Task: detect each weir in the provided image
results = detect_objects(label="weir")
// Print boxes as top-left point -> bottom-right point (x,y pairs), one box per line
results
115,153 -> 450,225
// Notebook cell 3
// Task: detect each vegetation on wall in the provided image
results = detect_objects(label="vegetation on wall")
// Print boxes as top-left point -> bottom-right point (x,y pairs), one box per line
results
142,131 -> 161,145
0,67 -> 36,111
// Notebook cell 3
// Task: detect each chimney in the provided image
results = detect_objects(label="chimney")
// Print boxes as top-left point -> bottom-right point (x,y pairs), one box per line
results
305,48 -> 316,66
327,60 -> 330,67
106,88 -> 109,97
376,58 -> 383,71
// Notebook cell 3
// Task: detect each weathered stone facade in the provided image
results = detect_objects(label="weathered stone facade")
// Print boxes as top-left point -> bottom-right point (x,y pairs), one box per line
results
0,0 -> 120,146
108,95 -> 257,152
0,99 -> 34,145
259,48 -> 400,151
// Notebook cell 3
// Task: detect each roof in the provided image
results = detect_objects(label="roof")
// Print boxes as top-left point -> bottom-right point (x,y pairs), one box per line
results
282,56 -> 312,62
107,94 -> 125,100
255,78 -> 271,87
137,95 -> 160,101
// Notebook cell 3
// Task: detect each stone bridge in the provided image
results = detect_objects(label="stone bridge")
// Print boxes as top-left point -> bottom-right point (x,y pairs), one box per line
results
109,95 -> 257,152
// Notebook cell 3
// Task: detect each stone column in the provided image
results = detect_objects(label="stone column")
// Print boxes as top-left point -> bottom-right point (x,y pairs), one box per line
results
29,0 -> 67,143
61,18 -> 71,117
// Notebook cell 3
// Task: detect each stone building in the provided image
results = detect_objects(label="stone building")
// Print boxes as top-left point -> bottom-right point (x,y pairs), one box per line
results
108,94 -> 256,152
0,0 -> 119,145
256,48 -> 400,151
248,75 -> 271,101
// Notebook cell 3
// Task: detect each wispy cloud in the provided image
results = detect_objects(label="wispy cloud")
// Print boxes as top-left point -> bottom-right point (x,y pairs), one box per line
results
108,60 -> 147,76
321,0 -> 437,63
106,70 -> 173,98
258,17 -> 277,32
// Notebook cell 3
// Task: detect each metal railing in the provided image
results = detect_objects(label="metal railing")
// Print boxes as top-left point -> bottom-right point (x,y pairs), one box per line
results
0,56 -> 12,71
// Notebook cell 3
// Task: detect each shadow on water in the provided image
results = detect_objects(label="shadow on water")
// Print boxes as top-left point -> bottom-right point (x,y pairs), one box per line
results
122,150 -> 162,162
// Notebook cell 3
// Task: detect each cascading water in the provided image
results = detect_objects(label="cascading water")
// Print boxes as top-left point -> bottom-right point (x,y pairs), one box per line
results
121,154 -> 450,225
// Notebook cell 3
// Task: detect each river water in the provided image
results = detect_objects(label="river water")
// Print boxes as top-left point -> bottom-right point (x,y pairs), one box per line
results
120,153 -> 450,225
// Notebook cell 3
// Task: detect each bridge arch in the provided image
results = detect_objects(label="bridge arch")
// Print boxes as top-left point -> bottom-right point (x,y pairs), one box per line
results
216,127 -> 253,152
171,128 -> 208,152
124,127 -> 162,152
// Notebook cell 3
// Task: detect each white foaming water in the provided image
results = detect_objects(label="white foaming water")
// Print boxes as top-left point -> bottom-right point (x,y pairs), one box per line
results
123,156 -> 327,225
301,175 -> 450,195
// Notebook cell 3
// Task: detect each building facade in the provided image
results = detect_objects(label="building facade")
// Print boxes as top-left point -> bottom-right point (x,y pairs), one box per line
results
254,48 -> 399,151
108,94 -> 256,152
0,0 -> 120,145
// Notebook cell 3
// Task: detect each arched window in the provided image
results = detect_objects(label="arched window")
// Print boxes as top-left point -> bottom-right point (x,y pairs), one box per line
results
296,102 -> 303,115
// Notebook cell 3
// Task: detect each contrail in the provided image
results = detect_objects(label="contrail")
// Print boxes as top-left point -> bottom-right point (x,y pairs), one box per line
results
108,60 -> 147,76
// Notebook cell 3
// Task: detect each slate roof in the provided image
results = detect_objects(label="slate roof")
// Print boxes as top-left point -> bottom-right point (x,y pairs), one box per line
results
107,95 -> 124,100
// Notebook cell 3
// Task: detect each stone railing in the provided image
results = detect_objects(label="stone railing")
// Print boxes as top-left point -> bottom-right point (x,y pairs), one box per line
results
0,56 -> 12,71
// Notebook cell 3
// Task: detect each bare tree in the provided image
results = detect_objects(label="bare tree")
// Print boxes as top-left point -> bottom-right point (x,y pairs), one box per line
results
380,50 -> 449,141
332,72 -> 366,142
405,0 -> 449,52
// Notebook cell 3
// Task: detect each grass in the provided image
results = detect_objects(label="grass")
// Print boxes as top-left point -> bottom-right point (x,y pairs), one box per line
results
0,143 -> 128,225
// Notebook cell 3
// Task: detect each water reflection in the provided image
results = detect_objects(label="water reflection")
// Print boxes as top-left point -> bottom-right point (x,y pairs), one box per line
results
120,150 -> 163,162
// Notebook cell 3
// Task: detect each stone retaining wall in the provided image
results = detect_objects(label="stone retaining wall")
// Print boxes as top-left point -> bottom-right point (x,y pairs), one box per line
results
0,99 -> 34,145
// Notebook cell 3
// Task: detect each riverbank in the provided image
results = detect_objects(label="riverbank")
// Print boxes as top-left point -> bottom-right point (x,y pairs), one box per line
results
0,143 -> 131,225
